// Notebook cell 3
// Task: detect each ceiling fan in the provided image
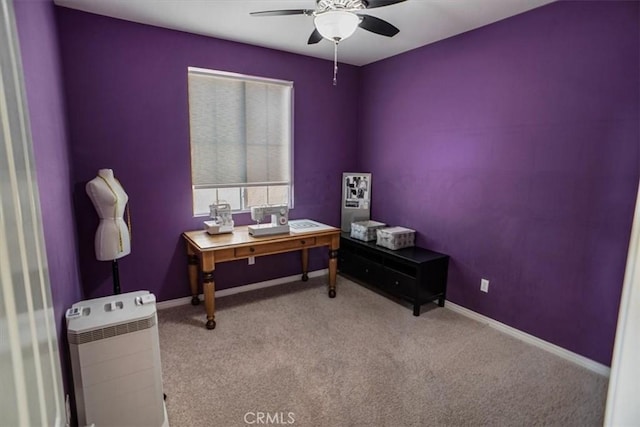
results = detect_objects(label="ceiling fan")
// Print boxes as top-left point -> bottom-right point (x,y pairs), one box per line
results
250,0 -> 407,45
250,0 -> 407,85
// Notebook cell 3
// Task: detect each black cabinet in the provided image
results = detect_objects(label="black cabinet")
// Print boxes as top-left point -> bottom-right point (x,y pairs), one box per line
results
339,233 -> 449,316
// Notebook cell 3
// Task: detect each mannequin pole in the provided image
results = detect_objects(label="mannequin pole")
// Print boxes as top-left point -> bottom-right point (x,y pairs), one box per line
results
112,259 -> 121,294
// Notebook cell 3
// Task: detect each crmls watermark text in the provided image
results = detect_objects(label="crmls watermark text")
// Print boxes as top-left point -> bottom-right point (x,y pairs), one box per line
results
244,411 -> 295,425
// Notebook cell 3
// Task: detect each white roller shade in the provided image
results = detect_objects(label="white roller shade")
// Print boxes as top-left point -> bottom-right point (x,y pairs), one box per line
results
188,68 -> 292,188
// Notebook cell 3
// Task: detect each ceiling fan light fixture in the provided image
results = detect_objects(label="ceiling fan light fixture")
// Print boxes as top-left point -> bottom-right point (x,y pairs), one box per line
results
314,11 -> 360,42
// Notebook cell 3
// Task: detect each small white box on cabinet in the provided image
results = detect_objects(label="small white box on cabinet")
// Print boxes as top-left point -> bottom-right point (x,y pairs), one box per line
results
376,226 -> 415,250
350,220 -> 386,242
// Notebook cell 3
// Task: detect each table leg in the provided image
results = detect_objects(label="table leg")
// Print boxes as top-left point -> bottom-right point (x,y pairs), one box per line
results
203,271 -> 216,329
328,235 -> 339,298
301,248 -> 309,281
187,245 -> 200,306
201,253 -> 216,330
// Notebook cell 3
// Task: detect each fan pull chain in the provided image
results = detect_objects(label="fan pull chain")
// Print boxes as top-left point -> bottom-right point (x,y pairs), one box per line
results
333,40 -> 338,86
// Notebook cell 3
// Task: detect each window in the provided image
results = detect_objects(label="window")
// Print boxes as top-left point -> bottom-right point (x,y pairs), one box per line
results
188,67 -> 293,215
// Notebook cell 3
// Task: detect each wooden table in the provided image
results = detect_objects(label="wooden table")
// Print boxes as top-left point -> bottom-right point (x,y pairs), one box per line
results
183,224 -> 341,329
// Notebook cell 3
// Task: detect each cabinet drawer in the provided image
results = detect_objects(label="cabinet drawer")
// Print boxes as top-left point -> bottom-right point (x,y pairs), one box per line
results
360,257 -> 384,285
385,268 -> 416,298
235,237 -> 316,258
340,251 -> 383,286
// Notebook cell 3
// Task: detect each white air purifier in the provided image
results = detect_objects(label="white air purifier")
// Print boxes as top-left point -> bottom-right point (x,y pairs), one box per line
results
66,290 -> 168,427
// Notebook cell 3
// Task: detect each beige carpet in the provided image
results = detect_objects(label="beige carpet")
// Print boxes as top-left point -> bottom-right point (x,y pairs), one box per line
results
157,276 -> 608,426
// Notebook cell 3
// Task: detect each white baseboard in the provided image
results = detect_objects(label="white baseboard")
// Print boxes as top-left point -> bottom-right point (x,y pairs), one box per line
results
156,269 -> 328,310
445,301 -> 611,377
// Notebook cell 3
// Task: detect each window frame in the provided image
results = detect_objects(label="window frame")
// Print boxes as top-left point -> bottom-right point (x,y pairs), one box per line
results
187,67 -> 295,216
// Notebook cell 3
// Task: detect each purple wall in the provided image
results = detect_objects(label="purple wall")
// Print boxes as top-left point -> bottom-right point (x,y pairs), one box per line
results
14,0 -> 83,398
55,9 -> 360,301
359,1 -> 639,365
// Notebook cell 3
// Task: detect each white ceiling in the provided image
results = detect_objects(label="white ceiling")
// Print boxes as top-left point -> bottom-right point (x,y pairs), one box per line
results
53,0 -> 556,66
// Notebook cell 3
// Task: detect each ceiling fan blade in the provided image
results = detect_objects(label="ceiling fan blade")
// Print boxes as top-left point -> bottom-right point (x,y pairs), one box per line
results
365,0 -> 407,9
250,9 -> 313,17
358,14 -> 400,37
307,29 -> 323,45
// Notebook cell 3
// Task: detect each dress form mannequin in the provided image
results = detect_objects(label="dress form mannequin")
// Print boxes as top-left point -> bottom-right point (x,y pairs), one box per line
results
86,169 -> 131,293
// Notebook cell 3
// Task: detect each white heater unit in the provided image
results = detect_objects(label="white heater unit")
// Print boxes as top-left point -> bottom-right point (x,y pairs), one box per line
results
66,291 -> 168,427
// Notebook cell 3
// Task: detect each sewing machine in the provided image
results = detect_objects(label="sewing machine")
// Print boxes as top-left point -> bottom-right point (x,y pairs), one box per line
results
203,202 -> 234,235
248,204 -> 290,237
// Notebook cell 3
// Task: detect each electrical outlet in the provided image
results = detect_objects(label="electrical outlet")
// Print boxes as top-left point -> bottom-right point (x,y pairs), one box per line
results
248,256 -> 255,265
480,278 -> 489,293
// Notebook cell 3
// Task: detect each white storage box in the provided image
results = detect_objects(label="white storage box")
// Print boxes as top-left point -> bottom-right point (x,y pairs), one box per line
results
376,226 -> 415,250
350,220 -> 386,242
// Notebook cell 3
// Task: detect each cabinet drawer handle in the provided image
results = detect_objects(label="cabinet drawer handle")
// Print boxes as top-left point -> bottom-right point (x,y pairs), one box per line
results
301,240 -> 306,245
395,281 -> 399,285
365,268 -> 369,273
249,247 -> 255,253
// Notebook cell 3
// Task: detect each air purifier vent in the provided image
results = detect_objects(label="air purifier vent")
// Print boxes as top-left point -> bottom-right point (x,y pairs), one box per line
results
68,314 -> 156,345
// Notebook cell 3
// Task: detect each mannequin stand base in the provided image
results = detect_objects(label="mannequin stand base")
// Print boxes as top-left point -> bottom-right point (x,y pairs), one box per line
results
112,259 -> 121,294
